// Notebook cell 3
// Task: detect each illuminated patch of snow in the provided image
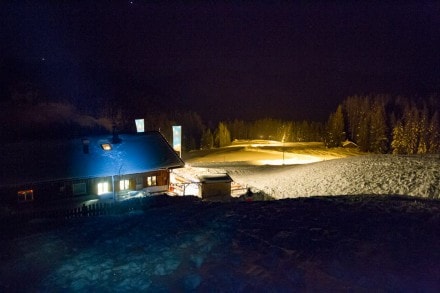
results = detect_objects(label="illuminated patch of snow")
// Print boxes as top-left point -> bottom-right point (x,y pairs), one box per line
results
224,155 -> 440,199
183,142 -> 439,199
257,154 -> 322,165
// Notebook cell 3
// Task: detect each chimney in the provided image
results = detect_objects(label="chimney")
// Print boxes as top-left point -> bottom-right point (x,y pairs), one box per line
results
112,124 -> 121,144
82,138 -> 90,154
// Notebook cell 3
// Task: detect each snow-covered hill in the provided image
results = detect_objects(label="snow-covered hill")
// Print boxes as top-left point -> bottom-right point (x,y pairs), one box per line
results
184,141 -> 440,199
225,154 -> 440,199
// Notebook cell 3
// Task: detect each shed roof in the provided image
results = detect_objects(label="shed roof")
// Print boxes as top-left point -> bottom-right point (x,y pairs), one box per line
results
0,131 -> 184,187
198,174 -> 233,183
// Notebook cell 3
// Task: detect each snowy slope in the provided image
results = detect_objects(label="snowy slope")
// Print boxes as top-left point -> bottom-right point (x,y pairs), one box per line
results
224,154 -> 440,199
183,142 -> 440,199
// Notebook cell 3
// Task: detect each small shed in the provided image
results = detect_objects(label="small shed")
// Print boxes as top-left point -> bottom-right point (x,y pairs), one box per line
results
198,174 -> 233,199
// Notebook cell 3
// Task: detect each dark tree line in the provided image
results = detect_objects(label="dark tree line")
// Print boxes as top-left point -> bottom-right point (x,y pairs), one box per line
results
198,119 -> 325,150
118,115 -> 325,151
109,98 -> 326,151
223,119 -> 323,143
1,86 -> 325,151
325,95 -> 440,154
5,78 -> 439,155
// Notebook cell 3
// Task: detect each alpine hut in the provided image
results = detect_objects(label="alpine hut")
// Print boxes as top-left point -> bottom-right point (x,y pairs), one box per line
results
0,131 -> 184,204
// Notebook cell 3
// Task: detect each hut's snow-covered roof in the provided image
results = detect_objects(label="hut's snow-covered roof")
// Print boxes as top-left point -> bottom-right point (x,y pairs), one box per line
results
198,174 -> 233,183
0,131 -> 184,187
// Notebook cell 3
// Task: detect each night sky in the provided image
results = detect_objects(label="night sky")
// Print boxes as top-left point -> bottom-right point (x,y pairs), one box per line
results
1,1 -> 439,122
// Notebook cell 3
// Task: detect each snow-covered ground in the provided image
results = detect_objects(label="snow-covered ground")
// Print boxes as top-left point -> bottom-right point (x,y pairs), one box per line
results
183,155 -> 440,199
1,141 -> 439,291
181,141 -> 440,199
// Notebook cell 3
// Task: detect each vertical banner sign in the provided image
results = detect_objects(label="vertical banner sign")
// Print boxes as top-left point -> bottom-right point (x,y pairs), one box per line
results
135,119 -> 145,133
172,125 -> 182,157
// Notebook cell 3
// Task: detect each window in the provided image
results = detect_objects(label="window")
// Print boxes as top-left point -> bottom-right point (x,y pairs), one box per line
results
97,182 -> 109,195
18,190 -> 33,202
101,143 -> 112,151
73,182 -> 87,195
119,179 -> 129,191
147,176 -> 157,186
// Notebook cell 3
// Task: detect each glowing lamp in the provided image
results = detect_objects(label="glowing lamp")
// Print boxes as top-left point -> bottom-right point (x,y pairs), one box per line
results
18,189 -> 34,202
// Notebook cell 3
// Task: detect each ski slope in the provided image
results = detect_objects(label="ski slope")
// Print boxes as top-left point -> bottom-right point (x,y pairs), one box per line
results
183,141 -> 440,199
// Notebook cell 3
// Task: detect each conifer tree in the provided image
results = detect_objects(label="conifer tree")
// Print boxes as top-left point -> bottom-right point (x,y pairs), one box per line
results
214,122 -> 231,147
227,119 -> 248,140
403,104 -> 420,154
417,105 -> 429,154
428,111 -> 440,153
200,128 -> 214,150
324,105 -> 345,148
391,120 -> 406,154
343,95 -> 363,143
357,114 -> 371,152
277,121 -> 293,142
369,100 -> 388,153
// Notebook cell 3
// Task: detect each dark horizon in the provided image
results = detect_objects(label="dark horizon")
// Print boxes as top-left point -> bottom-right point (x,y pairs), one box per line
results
1,1 -> 439,123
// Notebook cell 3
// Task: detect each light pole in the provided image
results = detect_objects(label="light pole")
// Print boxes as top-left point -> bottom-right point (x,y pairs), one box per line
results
282,140 -> 285,165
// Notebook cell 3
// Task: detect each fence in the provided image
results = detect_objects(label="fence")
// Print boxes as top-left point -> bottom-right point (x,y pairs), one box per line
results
0,196 -> 174,237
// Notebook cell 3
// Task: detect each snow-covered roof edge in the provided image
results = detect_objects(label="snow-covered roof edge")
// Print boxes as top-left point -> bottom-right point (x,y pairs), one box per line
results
0,131 -> 185,187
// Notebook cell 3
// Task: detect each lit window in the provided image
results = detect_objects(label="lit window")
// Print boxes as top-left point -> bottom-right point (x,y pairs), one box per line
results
101,143 -> 112,151
97,182 -> 109,195
18,190 -> 34,202
147,176 -> 157,186
119,179 -> 129,190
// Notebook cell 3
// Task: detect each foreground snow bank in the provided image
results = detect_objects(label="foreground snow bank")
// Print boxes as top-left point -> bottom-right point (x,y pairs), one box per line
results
195,155 -> 440,199
1,196 -> 439,291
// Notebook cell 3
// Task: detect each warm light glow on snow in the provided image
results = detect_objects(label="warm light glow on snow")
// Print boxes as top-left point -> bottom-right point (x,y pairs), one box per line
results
257,156 -> 322,166
182,140 -> 440,199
